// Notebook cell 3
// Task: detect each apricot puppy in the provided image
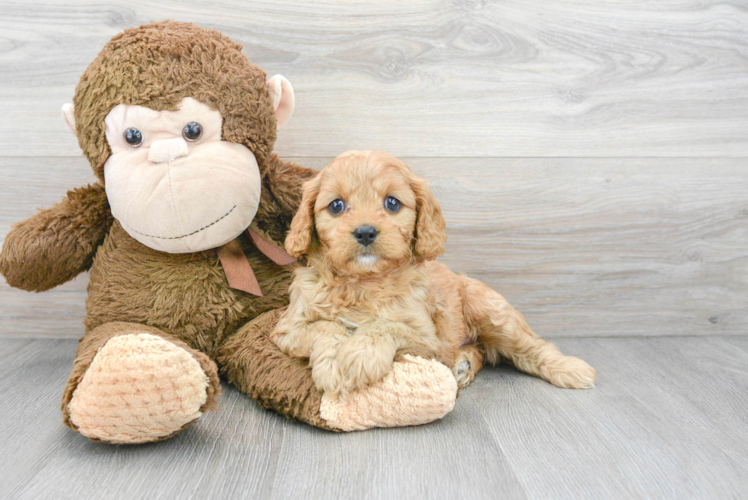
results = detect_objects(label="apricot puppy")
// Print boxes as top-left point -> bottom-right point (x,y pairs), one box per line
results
272,150 -> 596,396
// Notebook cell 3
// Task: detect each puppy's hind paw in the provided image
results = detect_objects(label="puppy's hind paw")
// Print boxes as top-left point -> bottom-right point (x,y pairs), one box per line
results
453,357 -> 474,389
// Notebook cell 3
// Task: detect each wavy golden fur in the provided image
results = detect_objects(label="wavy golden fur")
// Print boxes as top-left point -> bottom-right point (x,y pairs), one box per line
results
274,150 -> 596,396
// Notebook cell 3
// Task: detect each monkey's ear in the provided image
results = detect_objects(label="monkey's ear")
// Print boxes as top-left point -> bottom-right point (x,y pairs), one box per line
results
61,103 -> 76,136
266,75 -> 295,130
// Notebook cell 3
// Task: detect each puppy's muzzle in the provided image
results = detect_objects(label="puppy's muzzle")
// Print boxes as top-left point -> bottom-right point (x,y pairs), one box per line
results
353,225 -> 378,247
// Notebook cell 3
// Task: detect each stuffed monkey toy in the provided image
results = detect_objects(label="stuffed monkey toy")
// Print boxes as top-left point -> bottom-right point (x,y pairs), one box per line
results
0,22 -> 462,444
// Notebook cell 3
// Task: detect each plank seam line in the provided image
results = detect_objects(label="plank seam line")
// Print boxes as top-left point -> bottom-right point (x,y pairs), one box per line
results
464,390 -> 528,495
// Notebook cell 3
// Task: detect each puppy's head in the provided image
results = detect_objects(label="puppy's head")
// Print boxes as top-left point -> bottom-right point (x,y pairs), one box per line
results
285,150 -> 446,276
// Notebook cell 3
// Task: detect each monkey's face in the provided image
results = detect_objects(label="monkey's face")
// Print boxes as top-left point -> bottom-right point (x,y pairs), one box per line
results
103,98 -> 261,253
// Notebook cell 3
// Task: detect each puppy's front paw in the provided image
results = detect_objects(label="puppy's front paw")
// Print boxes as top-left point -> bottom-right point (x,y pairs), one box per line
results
312,356 -> 343,393
273,332 -> 304,358
336,350 -> 387,393
309,333 -> 348,393
336,335 -> 396,393
544,355 -> 596,389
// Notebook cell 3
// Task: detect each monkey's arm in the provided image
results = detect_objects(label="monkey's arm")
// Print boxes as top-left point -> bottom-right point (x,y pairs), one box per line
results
0,183 -> 113,292
264,154 -> 317,220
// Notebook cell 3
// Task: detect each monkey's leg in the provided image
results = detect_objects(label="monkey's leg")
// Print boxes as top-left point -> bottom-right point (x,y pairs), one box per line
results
460,276 -> 596,389
217,308 -> 458,432
62,322 -> 220,444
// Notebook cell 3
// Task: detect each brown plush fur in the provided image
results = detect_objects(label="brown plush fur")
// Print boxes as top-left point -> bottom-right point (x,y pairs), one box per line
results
274,151 -> 597,395
0,183 -> 112,292
216,308 -> 333,430
74,21 -> 278,181
83,217 -> 296,357
0,21 -> 339,441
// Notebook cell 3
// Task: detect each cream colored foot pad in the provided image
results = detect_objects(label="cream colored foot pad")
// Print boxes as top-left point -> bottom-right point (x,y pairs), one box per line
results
68,333 -> 209,444
320,355 -> 458,431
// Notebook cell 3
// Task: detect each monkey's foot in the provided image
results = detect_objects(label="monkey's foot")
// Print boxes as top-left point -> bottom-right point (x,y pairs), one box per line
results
67,333 -> 211,444
319,355 -> 457,431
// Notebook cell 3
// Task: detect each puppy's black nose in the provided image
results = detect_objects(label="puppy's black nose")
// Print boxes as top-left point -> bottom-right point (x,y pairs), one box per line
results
353,225 -> 378,246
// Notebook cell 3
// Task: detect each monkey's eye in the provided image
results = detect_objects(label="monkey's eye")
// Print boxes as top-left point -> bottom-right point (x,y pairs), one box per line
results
182,122 -> 203,142
123,128 -> 143,147
328,199 -> 345,215
384,196 -> 401,212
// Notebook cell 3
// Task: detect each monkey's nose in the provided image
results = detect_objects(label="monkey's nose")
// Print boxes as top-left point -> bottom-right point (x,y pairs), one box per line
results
148,138 -> 190,164
353,225 -> 378,247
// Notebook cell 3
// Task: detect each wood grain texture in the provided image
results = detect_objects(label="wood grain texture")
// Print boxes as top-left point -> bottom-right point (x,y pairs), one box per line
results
467,335 -> 748,499
0,1 -> 747,157
1,157 -> 745,338
1,336 -> 746,499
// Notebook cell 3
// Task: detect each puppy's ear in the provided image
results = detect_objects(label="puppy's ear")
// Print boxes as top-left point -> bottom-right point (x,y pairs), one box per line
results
285,174 -> 321,258
411,175 -> 446,261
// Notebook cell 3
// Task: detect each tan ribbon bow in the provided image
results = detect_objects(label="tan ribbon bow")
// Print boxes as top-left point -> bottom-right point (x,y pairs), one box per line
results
217,225 -> 297,296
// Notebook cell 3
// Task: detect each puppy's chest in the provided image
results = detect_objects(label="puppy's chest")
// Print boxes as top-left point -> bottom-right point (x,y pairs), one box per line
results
312,283 -> 439,336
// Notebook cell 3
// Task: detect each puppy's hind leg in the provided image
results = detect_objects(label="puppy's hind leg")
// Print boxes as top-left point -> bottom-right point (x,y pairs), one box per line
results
460,277 -> 596,389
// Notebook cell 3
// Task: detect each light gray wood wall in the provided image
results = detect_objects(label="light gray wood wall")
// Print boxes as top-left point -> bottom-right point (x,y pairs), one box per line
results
0,1 -> 746,338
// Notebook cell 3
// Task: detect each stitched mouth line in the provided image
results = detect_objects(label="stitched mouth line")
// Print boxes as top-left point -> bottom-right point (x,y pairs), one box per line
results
127,205 -> 237,240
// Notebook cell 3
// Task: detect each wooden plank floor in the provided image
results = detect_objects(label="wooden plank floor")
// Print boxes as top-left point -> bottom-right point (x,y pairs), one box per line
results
1,336 -> 746,500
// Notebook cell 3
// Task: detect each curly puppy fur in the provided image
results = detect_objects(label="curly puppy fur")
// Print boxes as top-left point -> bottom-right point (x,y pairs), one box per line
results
273,150 -> 597,396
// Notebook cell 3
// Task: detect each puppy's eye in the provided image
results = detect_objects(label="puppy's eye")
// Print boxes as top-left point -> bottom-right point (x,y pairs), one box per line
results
124,128 -> 143,147
328,199 -> 345,215
182,122 -> 203,142
384,196 -> 401,212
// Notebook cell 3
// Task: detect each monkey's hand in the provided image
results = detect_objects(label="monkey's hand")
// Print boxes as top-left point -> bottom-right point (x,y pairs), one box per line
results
0,183 -> 113,292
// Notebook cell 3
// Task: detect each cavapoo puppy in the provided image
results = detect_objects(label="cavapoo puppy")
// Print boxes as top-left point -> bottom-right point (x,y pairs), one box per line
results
272,150 -> 596,396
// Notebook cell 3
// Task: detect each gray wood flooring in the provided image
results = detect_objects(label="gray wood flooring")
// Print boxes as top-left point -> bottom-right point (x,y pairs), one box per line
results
1,336 -> 746,500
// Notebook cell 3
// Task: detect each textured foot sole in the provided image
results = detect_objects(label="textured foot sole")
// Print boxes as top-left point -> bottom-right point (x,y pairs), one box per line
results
320,355 -> 457,431
68,333 -> 209,444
